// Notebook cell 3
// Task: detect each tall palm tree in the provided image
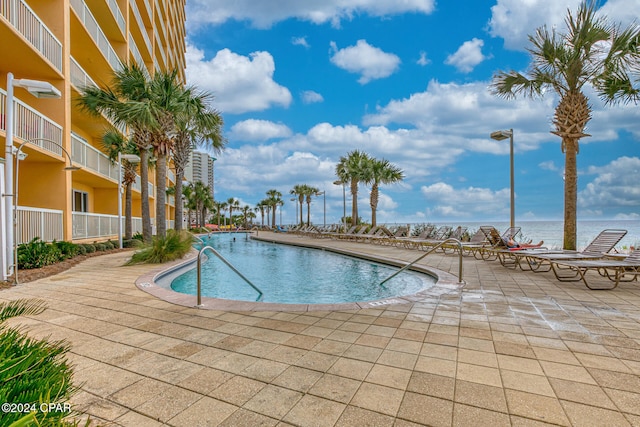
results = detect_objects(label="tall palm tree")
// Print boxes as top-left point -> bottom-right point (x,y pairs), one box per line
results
362,158 -> 404,227
255,202 -> 266,227
101,129 -> 140,239
290,184 -> 307,226
171,87 -> 225,231
491,1 -> 639,250
266,189 -> 283,228
304,186 -> 320,226
227,197 -> 238,227
335,150 -> 370,227
77,63 -> 155,242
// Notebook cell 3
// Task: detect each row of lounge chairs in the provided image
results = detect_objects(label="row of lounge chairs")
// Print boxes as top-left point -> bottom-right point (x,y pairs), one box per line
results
283,223 -> 639,290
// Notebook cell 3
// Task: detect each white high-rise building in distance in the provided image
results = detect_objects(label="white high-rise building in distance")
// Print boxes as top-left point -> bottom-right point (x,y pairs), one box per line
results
184,151 -> 216,200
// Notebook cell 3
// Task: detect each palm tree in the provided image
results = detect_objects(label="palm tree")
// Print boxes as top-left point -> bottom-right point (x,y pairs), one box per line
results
77,63 -> 155,242
362,158 -> 404,227
290,184 -> 307,226
255,202 -> 266,227
491,1 -> 639,250
100,129 -> 140,239
304,186 -> 320,226
335,150 -> 370,227
227,197 -> 238,228
171,87 -> 225,231
266,189 -> 283,228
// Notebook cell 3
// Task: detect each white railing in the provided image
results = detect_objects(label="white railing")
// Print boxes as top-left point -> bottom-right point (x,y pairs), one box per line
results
70,56 -> 98,91
155,31 -> 167,68
70,0 -> 121,71
0,0 -> 63,72
130,0 -> 152,57
16,206 -> 64,244
72,212 -> 144,240
105,0 -> 125,35
129,34 -> 146,68
71,133 -> 119,181
155,0 -> 167,41
0,88 -> 64,156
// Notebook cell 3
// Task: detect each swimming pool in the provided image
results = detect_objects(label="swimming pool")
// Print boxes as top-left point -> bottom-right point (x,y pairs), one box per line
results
169,233 -> 436,304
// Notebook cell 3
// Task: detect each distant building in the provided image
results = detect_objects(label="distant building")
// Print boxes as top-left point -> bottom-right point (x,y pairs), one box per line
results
184,151 -> 216,200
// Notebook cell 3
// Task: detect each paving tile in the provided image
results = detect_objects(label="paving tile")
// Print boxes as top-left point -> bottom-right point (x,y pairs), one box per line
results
549,378 -> 617,410
454,380 -> 508,413
407,371 -> 455,400
218,408 -> 278,427
342,344 -> 383,362
327,357 -> 373,380
504,389 -> 570,425
209,376 -> 267,406
376,349 -> 417,369
241,359 -> 289,382
135,386 -> 202,422
283,395 -> 346,427
243,384 -> 303,419
397,392 -> 453,427
272,366 -> 323,393
294,351 -> 339,372
168,396 -> 237,426
365,364 -> 412,390
604,388 -> 640,416
457,348 -> 498,368
560,400 -> 631,427
453,403 -> 511,427
308,373 -> 361,403
334,406 -> 395,427
456,362 -> 502,387
350,382 -> 404,416
539,360 -> 596,384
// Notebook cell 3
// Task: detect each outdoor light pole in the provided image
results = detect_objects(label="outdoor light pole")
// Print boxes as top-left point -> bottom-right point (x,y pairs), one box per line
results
333,180 -> 346,230
4,72 -> 61,281
118,153 -> 141,249
490,128 -> 515,229
290,198 -> 297,225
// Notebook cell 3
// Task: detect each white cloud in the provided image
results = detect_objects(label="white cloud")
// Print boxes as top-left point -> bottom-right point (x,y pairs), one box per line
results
539,161 -> 559,171
488,0 -> 640,51
421,182 -> 511,219
292,36 -> 310,48
445,38 -> 488,73
186,0 -> 436,29
330,40 -> 401,84
229,119 -> 293,142
579,156 -> 640,210
301,90 -> 324,104
417,51 -> 430,66
185,44 -> 292,114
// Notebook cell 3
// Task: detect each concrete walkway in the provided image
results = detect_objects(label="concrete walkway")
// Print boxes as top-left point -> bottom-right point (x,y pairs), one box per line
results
2,231 -> 640,426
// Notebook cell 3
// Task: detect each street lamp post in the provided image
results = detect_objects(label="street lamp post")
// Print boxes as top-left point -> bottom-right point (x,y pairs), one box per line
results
315,191 -> 326,228
14,139 -> 78,284
490,128 -> 515,229
4,72 -> 61,280
290,198 -> 297,225
118,153 -> 141,249
333,180 -> 346,231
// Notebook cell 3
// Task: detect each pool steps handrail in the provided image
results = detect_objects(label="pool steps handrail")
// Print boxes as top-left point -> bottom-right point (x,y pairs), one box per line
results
196,245 -> 264,305
378,238 -> 464,287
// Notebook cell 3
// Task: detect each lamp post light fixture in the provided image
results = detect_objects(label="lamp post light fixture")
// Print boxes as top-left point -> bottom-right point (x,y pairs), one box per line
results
490,128 -> 515,229
333,180 -> 346,231
14,138 -> 78,284
118,153 -> 141,249
316,191 -> 326,228
4,72 -> 61,281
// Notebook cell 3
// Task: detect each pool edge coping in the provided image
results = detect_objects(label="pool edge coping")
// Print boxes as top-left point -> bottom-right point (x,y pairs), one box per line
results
134,235 -> 465,312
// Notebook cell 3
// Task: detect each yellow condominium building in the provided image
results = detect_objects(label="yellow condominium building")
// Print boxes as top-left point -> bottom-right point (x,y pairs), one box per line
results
0,0 -> 186,279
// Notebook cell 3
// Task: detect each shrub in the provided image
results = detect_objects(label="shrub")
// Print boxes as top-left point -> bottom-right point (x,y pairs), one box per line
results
54,240 -> 80,260
126,230 -> 193,265
132,232 -> 144,241
82,244 -> 96,254
76,244 -> 87,255
123,239 -> 141,249
104,240 -> 115,250
17,237 -> 62,270
0,299 -> 80,426
95,243 -> 107,252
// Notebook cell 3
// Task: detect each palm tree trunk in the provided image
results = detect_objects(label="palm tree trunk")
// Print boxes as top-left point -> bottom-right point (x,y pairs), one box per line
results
139,149 -> 152,243
563,140 -> 578,250
156,153 -> 167,238
350,179 -> 358,227
125,183 -> 133,240
272,206 -> 277,228
299,201 -> 303,226
174,169 -> 184,231
370,184 -> 378,227
306,202 -> 311,226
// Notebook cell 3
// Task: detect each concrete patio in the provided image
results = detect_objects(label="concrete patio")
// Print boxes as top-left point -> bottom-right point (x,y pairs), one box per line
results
2,231 -> 640,426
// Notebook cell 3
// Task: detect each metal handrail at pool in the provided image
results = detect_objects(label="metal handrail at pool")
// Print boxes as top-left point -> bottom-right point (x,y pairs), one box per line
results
378,238 -> 464,287
196,245 -> 264,305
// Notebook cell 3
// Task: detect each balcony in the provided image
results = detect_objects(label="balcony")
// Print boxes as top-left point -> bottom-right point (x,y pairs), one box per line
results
0,88 -> 64,156
0,0 -> 63,72
105,0 -> 125,35
16,206 -> 64,244
70,0 -> 121,71
70,56 -> 98,92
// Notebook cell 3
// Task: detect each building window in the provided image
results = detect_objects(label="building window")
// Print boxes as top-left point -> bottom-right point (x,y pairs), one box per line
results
73,190 -> 88,212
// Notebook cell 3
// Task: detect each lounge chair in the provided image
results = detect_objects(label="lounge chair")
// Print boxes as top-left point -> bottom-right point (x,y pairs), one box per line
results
394,225 -> 435,249
511,229 -> 628,272
474,226 -> 522,260
411,226 -> 452,251
548,248 -> 640,289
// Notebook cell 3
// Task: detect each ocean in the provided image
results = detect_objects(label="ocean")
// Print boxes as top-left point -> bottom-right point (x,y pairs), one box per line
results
430,220 -> 640,251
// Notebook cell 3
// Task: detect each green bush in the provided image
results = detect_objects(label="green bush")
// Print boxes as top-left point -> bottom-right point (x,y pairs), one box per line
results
132,232 -> 144,241
82,243 -> 96,254
126,230 -> 193,265
76,244 -> 87,255
53,240 -> 80,260
95,243 -> 107,251
123,239 -> 141,249
104,240 -> 116,250
17,237 -> 62,270
0,299 -> 81,426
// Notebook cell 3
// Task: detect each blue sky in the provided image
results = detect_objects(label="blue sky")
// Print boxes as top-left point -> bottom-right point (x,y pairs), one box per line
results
183,0 -> 640,225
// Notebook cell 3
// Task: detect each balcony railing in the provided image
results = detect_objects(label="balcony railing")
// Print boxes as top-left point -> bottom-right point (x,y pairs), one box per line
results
105,0 -> 125,35
0,88 -> 64,156
0,0 -> 63,72
130,0 -> 152,57
129,34 -> 146,68
70,56 -> 98,91
70,0 -> 121,71
71,133 -> 119,181
16,206 -> 64,244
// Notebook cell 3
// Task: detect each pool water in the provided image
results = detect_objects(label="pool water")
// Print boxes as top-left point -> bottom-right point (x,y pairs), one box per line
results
170,233 -> 436,304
